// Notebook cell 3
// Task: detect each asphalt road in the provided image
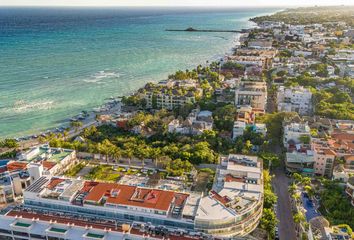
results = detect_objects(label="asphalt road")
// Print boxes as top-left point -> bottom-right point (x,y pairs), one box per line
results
273,167 -> 297,240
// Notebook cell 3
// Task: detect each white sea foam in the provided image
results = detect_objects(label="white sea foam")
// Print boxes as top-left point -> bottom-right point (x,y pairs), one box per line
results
83,70 -> 121,83
10,100 -> 55,112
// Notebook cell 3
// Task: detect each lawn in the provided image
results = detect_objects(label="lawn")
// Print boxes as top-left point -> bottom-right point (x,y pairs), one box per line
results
85,165 -> 121,182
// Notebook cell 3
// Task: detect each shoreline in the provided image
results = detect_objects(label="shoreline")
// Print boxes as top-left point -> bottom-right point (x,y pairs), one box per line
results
1,9 -> 281,141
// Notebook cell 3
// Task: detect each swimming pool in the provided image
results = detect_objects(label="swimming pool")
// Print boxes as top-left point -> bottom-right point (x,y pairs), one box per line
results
302,192 -> 321,221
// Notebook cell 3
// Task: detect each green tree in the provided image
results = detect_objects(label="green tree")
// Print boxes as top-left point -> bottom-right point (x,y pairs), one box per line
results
293,212 -> 305,224
0,139 -> 19,148
260,208 -> 278,239
166,159 -> 193,176
264,189 -> 278,209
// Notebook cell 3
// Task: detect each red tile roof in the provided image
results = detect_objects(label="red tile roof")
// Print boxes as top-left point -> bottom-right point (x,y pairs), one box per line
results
322,149 -> 336,156
47,178 -> 65,190
332,133 -> 354,142
225,174 -> 245,183
42,161 -> 57,170
7,161 -> 27,172
83,182 -> 188,211
210,190 -> 231,205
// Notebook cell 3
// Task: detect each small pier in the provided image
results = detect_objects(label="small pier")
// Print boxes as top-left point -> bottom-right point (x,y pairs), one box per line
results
165,27 -> 245,33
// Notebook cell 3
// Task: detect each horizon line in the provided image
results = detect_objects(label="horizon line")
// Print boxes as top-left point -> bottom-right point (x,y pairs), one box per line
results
0,4 -> 352,7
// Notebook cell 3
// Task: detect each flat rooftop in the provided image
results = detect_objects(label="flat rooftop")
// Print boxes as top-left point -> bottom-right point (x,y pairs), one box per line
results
28,176 -> 190,213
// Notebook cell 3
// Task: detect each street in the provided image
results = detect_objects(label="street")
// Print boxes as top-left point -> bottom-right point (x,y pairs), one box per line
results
273,167 -> 297,240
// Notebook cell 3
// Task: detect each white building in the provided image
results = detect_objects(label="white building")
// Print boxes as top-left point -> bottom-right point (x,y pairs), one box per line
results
168,110 -> 213,135
0,154 -> 263,239
232,121 -> 246,139
277,86 -> 312,115
283,122 -> 311,149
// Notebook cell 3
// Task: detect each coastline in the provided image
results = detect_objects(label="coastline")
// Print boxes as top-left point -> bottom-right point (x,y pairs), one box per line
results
1,8 -> 282,141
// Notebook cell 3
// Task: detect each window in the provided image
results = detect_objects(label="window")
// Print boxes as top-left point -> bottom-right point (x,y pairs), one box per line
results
30,233 -> 46,239
12,231 -> 29,237
0,228 -> 11,234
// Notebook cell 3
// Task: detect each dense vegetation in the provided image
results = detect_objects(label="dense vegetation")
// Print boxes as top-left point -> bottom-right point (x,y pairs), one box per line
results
260,170 -> 278,239
251,6 -> 354,26
0,139 -> 19,148
284,74 -> 354,120
319,180 -> 354,229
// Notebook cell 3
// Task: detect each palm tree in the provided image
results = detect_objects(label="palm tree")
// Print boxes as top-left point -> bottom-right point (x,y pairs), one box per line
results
98,139 -> 113,162
289,183 -> 297,195
123,149 -> 133,167
63,130 -> 69,140
111,146 -> 121,163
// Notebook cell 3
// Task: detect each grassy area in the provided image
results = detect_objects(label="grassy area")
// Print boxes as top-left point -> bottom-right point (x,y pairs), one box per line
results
85,165 -> 121,182
65,162 -> 86,177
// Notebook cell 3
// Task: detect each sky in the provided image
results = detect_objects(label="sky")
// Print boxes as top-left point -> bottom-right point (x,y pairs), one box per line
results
0,0 -> 353,7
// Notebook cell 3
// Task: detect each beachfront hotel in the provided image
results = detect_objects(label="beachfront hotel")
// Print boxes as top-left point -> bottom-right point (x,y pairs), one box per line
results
0,154 -> 263,240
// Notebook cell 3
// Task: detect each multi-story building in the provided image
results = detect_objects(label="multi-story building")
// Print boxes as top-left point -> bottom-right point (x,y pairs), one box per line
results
283,122 -> 311,149
0,145 -> 77,204
311,138 -> 336,178
232,121 -> 267,140
285,148 -> 315,176
232,121 -> 246,139
198,154 -> 263,237
248,40 -> 273,49
144,91 -> 196,110
0,154 -> 263,239
235,81 -> 267,111
277,86 -> 312,116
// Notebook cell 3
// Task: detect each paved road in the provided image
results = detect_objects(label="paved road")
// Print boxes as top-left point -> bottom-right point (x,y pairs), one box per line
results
273,167 -> 297,240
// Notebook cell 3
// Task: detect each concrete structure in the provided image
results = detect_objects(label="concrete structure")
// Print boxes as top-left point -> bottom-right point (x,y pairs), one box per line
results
248,40 -> 273,49
0,154 -> 263,239
232,121 -> 246,139
277,86 -> 312,116
197,154 -> 263,237
235,81 -> 267,111
285,149 -> 315,176
168,109 -> 213,135
283,122 -> 311,149
0,145 -> 76,204
311,138 -> 336,178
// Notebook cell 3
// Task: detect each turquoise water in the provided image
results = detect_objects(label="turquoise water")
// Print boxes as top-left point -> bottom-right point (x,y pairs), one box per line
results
0,7 -> 279,138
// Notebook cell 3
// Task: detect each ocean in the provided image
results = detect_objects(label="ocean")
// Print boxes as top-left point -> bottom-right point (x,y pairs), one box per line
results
0,7 -> 279,138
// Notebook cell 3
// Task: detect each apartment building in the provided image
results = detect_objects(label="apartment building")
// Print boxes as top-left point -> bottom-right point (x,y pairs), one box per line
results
283,122 -> 311,149
199,154 -> 264,237
144,91 -> 196,110
235,81 -> 267,111
311,138 -> 336,178
285,148 -> 315,176
277,86 -> 312,116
